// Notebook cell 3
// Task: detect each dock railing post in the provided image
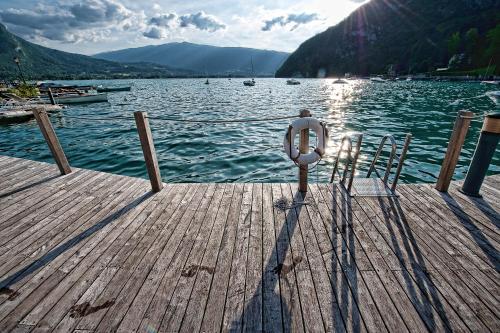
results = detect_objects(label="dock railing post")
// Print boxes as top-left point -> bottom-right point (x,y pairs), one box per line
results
435,110 -> 474,192
47,88 -> 56,105
134,111 -> 163,193
32,107 -> 71,175
299,109 -> 311,192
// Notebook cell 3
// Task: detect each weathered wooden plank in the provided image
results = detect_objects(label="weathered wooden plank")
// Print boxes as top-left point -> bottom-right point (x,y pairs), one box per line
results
21,184 -> 178,332
294,184 -> 346,332
0,179 -> 149,327
116,184 -> 217,333
307,184 -> 366,333
89,185 -> 206,332
0,169 -> 95,229
358,195 -> 488,332
51,184 -> 185,333
73,184 -> 199,332
0,168 -> 83,212
331,185 -> 430,332
174,185 -> 235,332
260,184 -> 284,333
198,184 -> 244,333
315,185 -> 389,332
137,184 -> 225,333
401,185 -> 499,266
267,184 -> 305,333
241,183 -> 264,332
0,173 -> 122,278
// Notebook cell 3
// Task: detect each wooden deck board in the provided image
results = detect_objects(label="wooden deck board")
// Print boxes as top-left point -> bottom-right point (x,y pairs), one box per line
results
0,155 -> 498,332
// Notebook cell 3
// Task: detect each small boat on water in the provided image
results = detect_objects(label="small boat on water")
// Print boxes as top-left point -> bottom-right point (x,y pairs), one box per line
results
53,92 -> 108,104
286,79 -> 300,85
370,77 -> 386,83
333,78 -> 348,84
486,91 -> 500,105
481,81 -> 499,86
243,78 -> 255,86
96,84 -> 131,92
205,79 -> 209,85
244,57 -> 256,86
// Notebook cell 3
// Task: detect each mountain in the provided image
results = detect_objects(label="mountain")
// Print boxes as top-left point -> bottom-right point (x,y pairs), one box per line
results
94,42 -> 289,76
0,23 -> 194,80
276,0 -> 500,77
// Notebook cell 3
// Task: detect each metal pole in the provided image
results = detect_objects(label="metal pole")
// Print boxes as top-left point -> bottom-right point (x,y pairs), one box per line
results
461,113 -> 500,197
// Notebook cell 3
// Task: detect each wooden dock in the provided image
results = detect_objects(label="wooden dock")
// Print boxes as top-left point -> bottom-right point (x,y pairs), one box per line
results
0,155 -> 498,332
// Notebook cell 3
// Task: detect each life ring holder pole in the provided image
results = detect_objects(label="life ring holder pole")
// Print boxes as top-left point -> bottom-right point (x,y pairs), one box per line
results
299,109 -> 311,192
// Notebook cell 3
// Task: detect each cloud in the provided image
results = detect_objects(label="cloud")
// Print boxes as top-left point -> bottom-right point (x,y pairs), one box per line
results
143,11 -> 225,39
149,13 -> 176,27
142,26 -> 165,39
178,12 -> 225,32
0,0 -> 141,43
262,13 -> 319,31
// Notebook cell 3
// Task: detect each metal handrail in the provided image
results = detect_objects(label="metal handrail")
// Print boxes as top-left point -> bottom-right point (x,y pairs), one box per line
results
367,133 -> 412,191
330,133 -> 363,192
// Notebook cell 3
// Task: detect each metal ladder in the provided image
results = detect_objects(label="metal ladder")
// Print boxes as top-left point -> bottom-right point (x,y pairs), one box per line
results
330,133 -> 363,193
330,133 -> 412,197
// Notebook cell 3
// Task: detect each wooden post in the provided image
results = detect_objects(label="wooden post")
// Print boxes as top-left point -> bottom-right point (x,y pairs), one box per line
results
134,111 -> 163,192
32,107 -> 71,175
435,110 -> 474,192
299,109 -> 311,192
47,88 -> 56,105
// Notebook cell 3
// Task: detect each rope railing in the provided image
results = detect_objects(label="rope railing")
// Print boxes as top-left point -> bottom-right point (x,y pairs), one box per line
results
57,113 -> 300,123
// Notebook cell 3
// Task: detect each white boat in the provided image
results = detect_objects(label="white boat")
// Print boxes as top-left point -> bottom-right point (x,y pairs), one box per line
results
370,77 -> 386,83
333,78 -> 348,84
286,79 -> 300,85
481,81 -> 499,86
54,93 -> 108,104
486,91 -> 500,105
244,57 -> 256,86
406,77 -> 412,81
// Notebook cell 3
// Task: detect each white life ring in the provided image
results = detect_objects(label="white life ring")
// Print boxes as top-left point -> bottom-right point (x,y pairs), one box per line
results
283,117 -> 329,165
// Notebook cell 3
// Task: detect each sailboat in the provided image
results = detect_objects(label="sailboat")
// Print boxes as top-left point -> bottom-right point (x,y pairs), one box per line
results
243,57 -> 256,86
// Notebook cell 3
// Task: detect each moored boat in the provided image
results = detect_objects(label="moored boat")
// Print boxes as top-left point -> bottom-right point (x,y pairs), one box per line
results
96,85 -> 131,92
486,91 -> 500,105
481,81 -> 499,86
243,79 -> 255,86
333,78 -> 348,84
54,93 -> 108,104
370,77 -> 386,83
286,79 -> 300,85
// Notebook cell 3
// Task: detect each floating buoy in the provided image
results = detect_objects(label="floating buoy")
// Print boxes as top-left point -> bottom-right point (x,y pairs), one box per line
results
283,117 -> 329,165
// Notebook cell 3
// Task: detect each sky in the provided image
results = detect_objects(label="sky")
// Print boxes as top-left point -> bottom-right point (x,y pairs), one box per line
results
0,0 -> 367,55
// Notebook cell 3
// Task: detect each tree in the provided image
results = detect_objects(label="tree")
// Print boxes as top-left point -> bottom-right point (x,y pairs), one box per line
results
485,24 -> 500,59
447,32 -> 461,56
465,28 -> 479,55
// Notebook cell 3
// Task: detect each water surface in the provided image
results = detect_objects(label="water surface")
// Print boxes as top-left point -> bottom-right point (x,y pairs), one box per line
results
1,78 -> 498,183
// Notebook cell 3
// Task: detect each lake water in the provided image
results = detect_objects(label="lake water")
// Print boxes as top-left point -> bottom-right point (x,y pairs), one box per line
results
1,78 -> 498,184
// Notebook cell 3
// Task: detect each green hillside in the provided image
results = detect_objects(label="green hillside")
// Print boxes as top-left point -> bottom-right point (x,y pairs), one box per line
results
276,0 -> 500,77
0,23 -> 194,80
